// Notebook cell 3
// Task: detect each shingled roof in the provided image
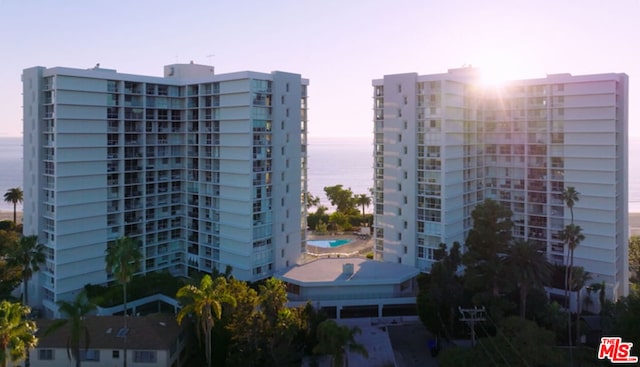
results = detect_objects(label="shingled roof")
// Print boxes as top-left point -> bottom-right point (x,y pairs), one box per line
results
35,313 -> 186,350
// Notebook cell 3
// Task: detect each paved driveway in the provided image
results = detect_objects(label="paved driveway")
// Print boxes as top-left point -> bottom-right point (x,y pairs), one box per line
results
388,323 -> 439,367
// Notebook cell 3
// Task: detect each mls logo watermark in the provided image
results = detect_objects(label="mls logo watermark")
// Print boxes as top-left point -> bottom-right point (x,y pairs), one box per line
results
598,337 -> 638,363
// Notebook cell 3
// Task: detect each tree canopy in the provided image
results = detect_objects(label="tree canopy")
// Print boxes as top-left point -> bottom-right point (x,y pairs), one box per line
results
323,185 -> 357,214
0,300 -> 37,367
463,199 -> 513,297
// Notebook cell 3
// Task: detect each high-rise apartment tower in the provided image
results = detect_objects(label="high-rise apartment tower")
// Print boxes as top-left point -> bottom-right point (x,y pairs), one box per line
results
372,68 -> 628,300
23,64 -> 308,317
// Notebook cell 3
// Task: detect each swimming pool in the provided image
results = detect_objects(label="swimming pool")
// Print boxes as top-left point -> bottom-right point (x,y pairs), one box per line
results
307,239 -> 352,248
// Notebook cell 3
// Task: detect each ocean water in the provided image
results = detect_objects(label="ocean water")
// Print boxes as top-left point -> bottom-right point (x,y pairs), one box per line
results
0,137 -> 23,212
307,136 -> 373,210
2,135 -> 639,213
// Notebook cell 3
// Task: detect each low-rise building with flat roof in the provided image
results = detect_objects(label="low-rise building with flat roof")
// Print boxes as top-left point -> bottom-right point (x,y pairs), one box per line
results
276,258 -> 420,319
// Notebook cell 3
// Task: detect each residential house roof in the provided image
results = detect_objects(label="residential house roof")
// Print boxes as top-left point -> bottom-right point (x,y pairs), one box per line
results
35,313 -> 185,350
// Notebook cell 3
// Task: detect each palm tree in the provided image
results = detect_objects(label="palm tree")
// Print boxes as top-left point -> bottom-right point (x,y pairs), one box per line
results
559,223 -> 584,366
7,235 -> 45,305
0,300 -> 37,367
503,240 -> 552,319
560,224 -> 585,306
176,275 -> 236,367
561,186 -> 580,224
105,236 -> 142,367
305,192 -> 320,210
561,186 -> 581,304
354,194 -> 371,225
46,290 -> 96,367
313,319 -> 368,367
3,187 -> 23,224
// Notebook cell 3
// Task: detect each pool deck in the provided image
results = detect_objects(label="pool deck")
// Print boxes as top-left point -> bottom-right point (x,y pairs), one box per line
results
304,232 -> 374,260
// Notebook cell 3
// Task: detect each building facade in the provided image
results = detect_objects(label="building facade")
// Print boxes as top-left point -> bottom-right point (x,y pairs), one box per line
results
22,64 -> 308,317
372,68 -> 629,299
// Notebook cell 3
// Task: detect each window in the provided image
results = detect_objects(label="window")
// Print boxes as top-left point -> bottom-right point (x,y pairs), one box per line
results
134,351 -> 157,363
39,349 -> 54,360
112,350 -> 120,359
404,245 -> 408,254
80,349 -> 100,361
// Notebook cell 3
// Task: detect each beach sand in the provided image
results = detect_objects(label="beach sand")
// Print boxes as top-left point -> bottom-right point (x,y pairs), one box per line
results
0,210 -> 22,223
630,213 -> 640,236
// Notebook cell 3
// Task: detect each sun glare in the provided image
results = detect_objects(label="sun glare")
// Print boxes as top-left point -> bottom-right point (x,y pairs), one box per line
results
477,58 -> 526,87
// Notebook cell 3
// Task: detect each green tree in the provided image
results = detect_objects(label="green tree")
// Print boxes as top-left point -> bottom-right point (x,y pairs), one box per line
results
104,236 -> 142,367
305,192 -> 321,210
323,185 -> 356,214
224,278 -> 307,367
313,319 -> 368,367
0,300 -> 37,367
0,230 -> 21,299
3,188 -> 23,225
630,235 -> 640,284
354,194 -> 371,224
417,243 -> 463,338
328,211 -> 350,232
46,290 -> 96,367
463,199 -> 513,297
439,316 -> 563,367
307,206 -> 329,232
7,235 -> 45,305
176,275 -> 236,367
536,301 -> 569,345
503,239 -> 552,319
611,292 -> 640,347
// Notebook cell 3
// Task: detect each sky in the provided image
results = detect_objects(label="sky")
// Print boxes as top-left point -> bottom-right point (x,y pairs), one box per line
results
0,0 -> 638,137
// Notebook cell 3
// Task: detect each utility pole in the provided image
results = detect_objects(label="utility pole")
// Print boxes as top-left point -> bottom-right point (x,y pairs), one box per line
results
459,306 -> 486,346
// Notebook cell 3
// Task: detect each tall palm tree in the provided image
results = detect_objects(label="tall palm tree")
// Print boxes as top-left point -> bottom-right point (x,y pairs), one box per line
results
561,186 -> 581,365
7,235 -> 45,305
104,236 -> 142,367
560,224 -> 585,306
176,275 -> 236,367
354,194 -> 371,225
559,223 -> 584,365
3,187 -> 23,224
561,186 -> 580,224
503,240 -> 552,319
0,300 -> 37,367
46,290 -> 96,367
313,319 -> 368,367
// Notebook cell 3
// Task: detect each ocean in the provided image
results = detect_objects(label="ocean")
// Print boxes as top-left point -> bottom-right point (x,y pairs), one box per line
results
2,136 -> 639,213
0,137 -> 23,212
